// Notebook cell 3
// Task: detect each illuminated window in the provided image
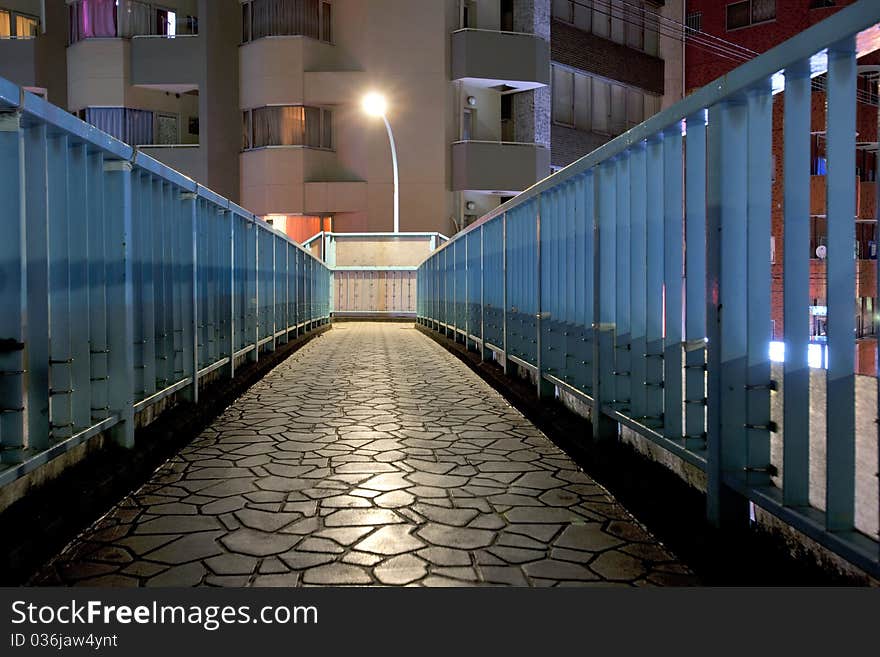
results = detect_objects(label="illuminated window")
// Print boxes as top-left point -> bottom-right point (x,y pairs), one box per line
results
1,7 -> 40,38
241,0 -> 331,43
242,106 -> 333,150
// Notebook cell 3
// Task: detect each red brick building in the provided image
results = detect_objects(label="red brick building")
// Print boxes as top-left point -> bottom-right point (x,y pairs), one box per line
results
685,0 -> 878,373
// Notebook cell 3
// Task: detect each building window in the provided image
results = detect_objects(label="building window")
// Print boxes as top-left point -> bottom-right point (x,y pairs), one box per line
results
685,12 -> 702,33
726,0 -> 776,31
83,107 -> 154,145
68,0 -> 197,43
552,1 -> 658,57
0,7 -> 40,38
461,107 -> 475,140
462,0 -> 477,29
242,106 -> 333,150
551,64 -> 660,137
241,0 -> 332,43
552,65 -> 575,126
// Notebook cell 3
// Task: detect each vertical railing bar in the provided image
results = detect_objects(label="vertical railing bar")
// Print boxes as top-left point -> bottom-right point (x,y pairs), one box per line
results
104,159 -> 134,448
48,134 -> 72,440
825,36 -> 857,533
685,112 -> 708,451
68,142 -> 92,431
745,80 -> 774,488
630,143 -> 648,421
782,61 -> 812,506
645,135 -> 665,425
0,113 -> 27,460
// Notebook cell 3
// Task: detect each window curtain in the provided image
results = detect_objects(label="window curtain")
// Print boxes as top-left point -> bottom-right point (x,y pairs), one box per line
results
85,108 -> 153,145
70,0 -> 117,42
0,11 -> 11,38
249,106 -> 328,148
304,107 -> 320,147
251,0 -> 320,40
118,0 -> 153,38
16,15 -> 39,37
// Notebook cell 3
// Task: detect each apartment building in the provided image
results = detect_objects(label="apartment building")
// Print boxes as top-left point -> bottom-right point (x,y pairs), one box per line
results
0,1 -> 681,240
549,0 -> 684,169
685,0 -> 879,373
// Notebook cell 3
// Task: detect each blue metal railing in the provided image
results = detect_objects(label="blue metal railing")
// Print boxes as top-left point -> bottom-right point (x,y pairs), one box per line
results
0,77 -> 331,488
418,1 -> 880,576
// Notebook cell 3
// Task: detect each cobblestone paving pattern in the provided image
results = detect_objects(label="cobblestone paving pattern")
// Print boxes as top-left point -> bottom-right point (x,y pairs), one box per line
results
33,323 -> 697,587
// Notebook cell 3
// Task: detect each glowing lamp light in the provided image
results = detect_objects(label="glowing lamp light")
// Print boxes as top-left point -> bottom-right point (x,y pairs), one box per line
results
362,92 -> 388,118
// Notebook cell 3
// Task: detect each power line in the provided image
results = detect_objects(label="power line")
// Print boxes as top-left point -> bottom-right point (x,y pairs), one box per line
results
557,0 -> 878,106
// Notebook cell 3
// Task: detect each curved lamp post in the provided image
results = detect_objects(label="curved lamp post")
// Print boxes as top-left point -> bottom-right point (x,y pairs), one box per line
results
362,92 -> 399,233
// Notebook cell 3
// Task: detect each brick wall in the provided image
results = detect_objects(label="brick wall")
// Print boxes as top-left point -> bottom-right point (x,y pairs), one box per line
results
551,123 -> 609,168
551,19 -> 664,95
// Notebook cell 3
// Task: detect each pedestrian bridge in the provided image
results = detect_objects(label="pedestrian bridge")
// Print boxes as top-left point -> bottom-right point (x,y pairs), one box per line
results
2,1 -> 880,584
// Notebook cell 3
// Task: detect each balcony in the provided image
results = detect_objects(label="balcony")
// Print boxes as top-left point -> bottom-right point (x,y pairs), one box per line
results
130,36 -> 201,87
452,140 -> 550,192
451,29 -> 549,90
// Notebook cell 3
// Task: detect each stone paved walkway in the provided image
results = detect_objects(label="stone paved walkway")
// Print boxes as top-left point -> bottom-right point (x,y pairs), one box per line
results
33,323 -> 696,587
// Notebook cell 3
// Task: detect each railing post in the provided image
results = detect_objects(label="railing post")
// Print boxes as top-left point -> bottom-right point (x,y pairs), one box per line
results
226,210 -> 236,378
86,150 -> 109,429
250,222 -> 259,362
663,126 -> 684,444
825,36 -> 857,533
104,159 -> 135,448
782,60 -> 812,508
0,113 -> 27,462
480,224 -> 491,362
536,193 -> 554,399
706,99 -> 750,527
68,143 -> 91,433
630,143 -> 648,422
48,134 -> 73,441
270,233 -> 277,352
593,161 -> 618,440
502,212 -> 510,375
685,112 -> 708,452
181,191 -> 198,404
745,80 -> 774,490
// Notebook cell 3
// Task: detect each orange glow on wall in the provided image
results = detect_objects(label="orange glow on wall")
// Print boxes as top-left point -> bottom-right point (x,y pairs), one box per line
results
264,215 -> 332,244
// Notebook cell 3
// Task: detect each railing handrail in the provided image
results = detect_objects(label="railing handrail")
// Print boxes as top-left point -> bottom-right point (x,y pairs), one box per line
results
430,0 -> 880,259
452,139 -> 549,148
0,79 -> 319,260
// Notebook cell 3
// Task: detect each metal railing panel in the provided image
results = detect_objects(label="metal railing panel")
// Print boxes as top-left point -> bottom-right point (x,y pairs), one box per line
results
416,0 -> 880,576
0,76 -> 331,487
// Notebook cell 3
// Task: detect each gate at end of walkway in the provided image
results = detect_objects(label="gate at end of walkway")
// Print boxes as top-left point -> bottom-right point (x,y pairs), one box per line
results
303,231 -> 447,318
0,77 -> 331,505
418,1 -> 880,578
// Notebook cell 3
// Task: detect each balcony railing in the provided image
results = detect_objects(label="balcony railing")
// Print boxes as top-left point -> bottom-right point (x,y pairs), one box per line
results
0,75 -> 330,488
419,0 -> 880,577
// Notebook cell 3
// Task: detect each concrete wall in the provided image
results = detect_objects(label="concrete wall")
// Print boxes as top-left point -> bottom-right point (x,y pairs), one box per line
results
659,0 -> 684,110
139,145 -> 205,181
452,140 -> 550,191
451,29 -> 550,86
332,236 -> 435,268
0,39 -> 37,87
199,0 -> 240,201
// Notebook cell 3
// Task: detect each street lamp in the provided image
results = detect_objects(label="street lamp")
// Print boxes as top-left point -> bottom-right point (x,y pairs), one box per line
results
362,92 -> 399,233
